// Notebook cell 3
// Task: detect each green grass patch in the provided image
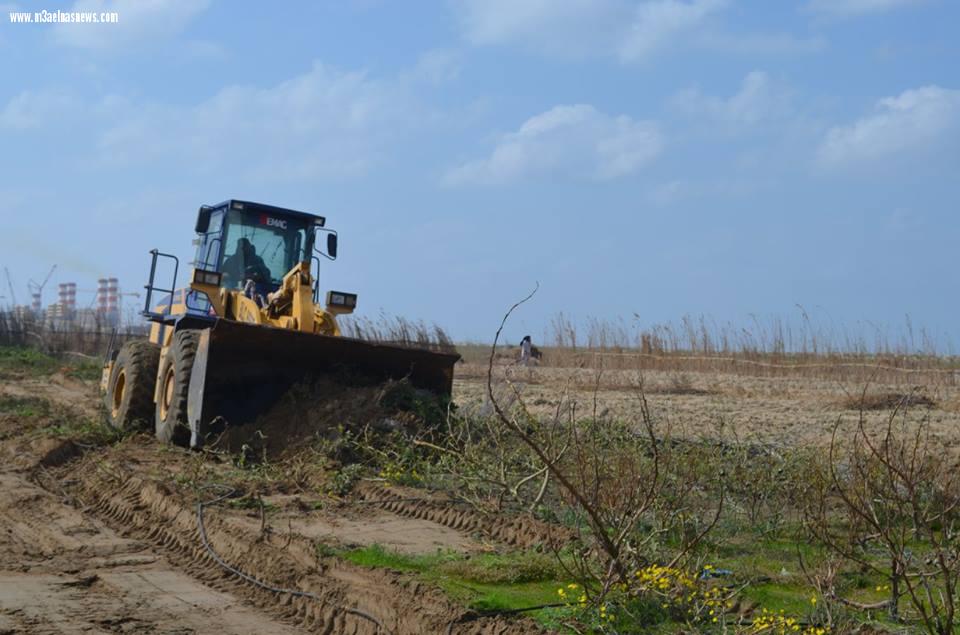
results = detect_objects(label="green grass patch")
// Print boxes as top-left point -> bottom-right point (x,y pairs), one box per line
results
439,551 -> 561,585
339,544 -> 459,572
712,534 -> 821,575
743,582 -> 816,616
43,414 -> 123,446
339,545 -> 569,619
0,395 -> 52,417
0,345 -> 103,382
0,346 -> 59,376
63,358 -> 103,382
447,579 -> 562,613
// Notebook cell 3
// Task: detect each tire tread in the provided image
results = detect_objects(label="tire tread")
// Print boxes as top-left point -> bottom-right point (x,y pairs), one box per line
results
104,339 -> 160,432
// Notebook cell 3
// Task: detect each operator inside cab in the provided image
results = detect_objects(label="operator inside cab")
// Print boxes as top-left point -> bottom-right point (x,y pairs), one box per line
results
190,201 -> 317,311
220,237 -> 275,306
219,209 -> 311,289
221,238 -> 271,287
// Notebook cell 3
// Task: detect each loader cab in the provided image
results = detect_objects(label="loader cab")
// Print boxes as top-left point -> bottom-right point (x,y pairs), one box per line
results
193,200 -> 332,298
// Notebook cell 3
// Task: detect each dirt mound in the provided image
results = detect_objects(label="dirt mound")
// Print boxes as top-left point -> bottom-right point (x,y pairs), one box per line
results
207,377 -> 443,459
33,438 -> 82,468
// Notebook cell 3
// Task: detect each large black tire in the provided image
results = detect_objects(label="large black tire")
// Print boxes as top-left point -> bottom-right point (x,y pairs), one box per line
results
104,340 -> 160,432
155,330 -> 200,447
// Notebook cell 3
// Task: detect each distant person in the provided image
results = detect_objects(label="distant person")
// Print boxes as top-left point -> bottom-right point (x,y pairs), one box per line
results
222,238 -> 271,287
519,335 -> 533,367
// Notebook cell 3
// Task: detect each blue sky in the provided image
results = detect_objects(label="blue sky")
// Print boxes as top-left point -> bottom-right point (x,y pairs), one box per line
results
0,0 -> 957,346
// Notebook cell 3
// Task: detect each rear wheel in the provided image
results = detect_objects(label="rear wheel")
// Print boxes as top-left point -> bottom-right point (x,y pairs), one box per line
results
155,330 -> 200,446
104,340 -> 160,432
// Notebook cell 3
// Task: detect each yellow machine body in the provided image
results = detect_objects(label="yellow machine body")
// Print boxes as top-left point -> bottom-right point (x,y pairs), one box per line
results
147,260 -> 351,409
100,199 -> 459,448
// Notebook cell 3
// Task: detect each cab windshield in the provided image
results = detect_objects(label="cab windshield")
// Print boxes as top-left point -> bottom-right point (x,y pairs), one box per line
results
220,210 -> 311,289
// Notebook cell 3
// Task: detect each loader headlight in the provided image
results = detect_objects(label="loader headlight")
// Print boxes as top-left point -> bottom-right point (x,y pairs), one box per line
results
192,269 -> 223,287
326,291 -> 357,308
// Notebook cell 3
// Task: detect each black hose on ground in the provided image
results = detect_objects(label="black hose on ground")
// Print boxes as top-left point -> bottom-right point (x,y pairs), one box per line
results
200,484 -> 573,635
196,484 -> 392,634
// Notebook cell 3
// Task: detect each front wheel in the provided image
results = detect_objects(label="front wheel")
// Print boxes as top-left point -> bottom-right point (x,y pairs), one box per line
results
104,340 -> 160,432
155,330 -> 200,446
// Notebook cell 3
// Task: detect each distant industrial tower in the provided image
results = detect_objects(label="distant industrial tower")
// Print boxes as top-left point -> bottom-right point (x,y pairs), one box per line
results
96,277 -> 121,326
47,282 -> 78,323
60,282 -> 77,315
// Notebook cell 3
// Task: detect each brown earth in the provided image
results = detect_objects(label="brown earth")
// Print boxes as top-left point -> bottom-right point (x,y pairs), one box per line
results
0,372 -> 99,419
0,375 -> 546,634
454,363 -> 960,451
9,357 -> 952,633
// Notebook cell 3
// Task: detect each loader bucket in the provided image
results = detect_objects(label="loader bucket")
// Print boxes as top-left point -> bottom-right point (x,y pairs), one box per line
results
184,319 -> 460,448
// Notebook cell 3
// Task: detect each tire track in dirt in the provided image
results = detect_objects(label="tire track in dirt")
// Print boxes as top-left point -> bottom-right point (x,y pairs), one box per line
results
0,460 -> 302,634
355,482 -> 572,551
61,452 -> 541,634
1,375 -> 551,633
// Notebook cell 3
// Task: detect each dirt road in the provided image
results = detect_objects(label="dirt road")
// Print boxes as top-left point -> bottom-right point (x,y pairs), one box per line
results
0,376 -> 542,634
0,469 -> 303,634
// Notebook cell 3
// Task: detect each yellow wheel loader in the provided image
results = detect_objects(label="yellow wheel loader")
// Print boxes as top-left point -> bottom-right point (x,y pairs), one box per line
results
100,200 -> 459,447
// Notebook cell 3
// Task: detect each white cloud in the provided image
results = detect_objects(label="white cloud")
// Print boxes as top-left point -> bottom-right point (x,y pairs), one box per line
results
444,104 -> 663,186
455,0 -> 818,63
53,0 -> 211,49
671,71 -> 792,125
456,0 -> 628,56
409,49 -> 462,84
0,90 -> 78,130
818,85 -> 960,167
0,58 -> 451,182
618,0 -> 727,62
94,61 -> 424,181
806,0 -> 926,18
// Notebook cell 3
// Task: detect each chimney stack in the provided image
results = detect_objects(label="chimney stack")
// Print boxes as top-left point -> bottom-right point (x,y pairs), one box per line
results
57,282 -> 77,319
107,277 -> 119,316
96,278 -> 109,315
66,282 -> 76,313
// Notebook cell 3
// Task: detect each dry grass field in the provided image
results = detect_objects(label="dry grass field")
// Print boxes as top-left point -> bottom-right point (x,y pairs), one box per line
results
2,317 -> 959,634
455,360 -> 960,450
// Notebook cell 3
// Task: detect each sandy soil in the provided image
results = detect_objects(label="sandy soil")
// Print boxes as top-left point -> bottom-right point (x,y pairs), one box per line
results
255,493 -> 480,555
454,363 -> 960,451
0,471 -> 301,635
0,375 -> 543,634
0,372 -> 99,419
7,358 -> 954,633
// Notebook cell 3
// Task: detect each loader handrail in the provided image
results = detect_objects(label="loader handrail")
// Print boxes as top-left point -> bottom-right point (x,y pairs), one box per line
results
312,255 -> 321,304
142,249 -> 179,322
